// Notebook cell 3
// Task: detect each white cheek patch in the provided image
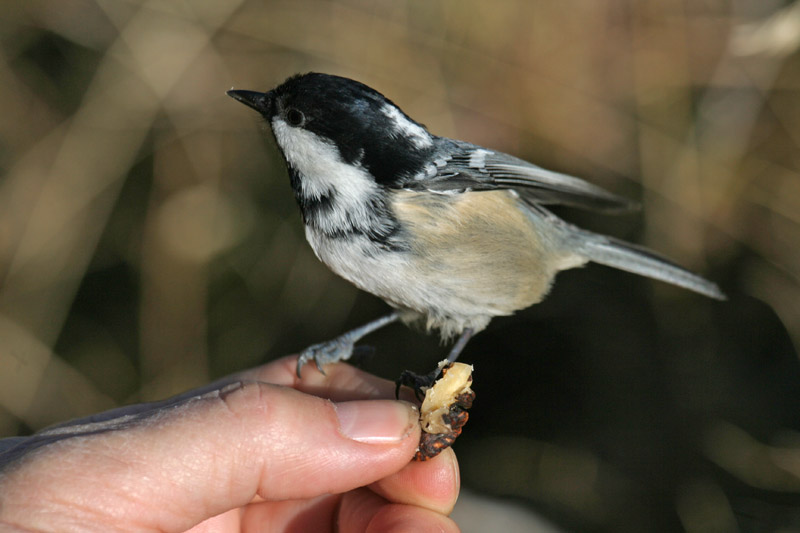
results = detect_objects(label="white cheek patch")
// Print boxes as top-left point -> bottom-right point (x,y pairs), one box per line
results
271,118 -> 383,232
380,104 -> 433,149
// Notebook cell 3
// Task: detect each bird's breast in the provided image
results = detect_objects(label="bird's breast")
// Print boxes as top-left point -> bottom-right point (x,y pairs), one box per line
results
305,189 -> 577,336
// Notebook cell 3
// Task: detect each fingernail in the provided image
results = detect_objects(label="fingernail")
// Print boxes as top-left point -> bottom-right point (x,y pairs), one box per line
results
335,400 -> 418,444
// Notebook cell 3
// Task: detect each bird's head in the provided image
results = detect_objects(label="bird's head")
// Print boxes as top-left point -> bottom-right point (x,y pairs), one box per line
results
228,73 -> 434,190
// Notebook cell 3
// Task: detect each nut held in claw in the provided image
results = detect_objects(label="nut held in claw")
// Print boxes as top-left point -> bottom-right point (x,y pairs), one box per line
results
414,361 -> 475,461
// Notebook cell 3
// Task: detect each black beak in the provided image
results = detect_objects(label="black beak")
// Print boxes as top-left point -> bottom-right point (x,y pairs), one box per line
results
227,89 -> 270,113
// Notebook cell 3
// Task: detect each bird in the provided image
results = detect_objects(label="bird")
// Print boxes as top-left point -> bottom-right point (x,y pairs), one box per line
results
227,72 -> 725,383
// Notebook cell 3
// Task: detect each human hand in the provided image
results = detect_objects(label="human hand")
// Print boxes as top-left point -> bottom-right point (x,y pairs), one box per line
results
0,357 -> 460,532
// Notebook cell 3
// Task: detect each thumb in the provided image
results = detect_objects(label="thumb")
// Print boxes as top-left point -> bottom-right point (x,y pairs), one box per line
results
0,380 -> 421,532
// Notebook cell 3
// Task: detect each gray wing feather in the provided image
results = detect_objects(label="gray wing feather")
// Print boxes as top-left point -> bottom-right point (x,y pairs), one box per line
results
403,141 -> 638,213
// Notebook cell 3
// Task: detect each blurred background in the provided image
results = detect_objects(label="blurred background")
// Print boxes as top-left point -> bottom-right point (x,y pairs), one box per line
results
2,0 -> 800,531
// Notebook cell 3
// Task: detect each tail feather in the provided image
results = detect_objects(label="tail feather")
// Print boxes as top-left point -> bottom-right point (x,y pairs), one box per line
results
575,233 -> 726,300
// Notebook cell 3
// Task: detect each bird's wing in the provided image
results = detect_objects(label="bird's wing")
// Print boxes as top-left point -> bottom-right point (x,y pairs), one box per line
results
401,141 -> 637,213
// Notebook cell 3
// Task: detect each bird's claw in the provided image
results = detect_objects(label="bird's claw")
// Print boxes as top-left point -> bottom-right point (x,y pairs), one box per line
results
395,367 -> 441,400
296,338 -> 355,378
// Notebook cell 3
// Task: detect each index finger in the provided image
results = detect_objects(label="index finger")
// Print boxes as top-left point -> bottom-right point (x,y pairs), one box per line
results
239,356 -> 416,403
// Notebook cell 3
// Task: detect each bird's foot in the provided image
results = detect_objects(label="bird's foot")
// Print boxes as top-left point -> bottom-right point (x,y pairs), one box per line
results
296,337 -> 355,378
395,367 -> 441,401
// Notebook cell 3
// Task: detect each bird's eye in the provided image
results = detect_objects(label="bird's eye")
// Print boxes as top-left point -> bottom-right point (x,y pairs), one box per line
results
285,108 -> 305,127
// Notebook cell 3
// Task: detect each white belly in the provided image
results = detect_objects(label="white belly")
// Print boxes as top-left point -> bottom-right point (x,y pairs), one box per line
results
304,190 -> 583,338
305,227 -> 486,333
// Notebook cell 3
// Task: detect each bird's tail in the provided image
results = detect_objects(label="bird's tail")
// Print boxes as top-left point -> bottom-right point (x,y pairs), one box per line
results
571,231 -> 726,300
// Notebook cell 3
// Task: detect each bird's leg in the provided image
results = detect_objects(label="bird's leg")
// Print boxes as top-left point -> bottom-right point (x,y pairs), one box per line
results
444,328 -> 474,365
296,312 -> 401,377
396,328 -> 474,399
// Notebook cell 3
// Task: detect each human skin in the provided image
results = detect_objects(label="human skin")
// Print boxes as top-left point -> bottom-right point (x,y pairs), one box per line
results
0,357 -> 460,532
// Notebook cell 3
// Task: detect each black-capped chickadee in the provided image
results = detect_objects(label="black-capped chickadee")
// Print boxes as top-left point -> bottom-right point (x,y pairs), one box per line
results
228,73 -> 724,380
